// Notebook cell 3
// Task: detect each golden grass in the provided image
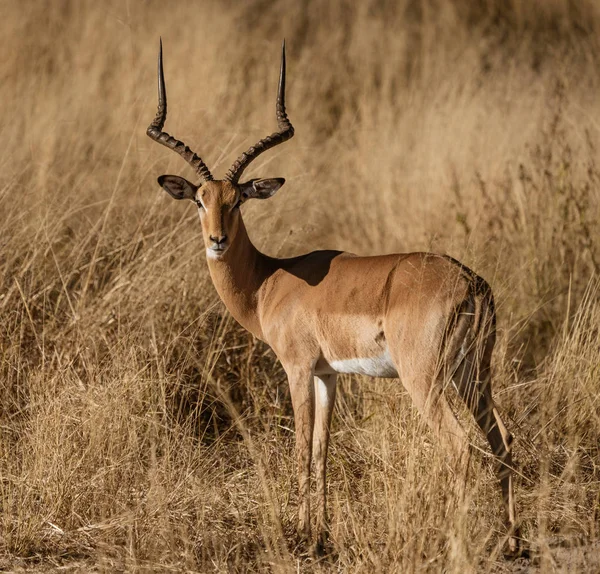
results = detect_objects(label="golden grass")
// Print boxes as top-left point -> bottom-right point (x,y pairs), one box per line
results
1,0 -> 599,571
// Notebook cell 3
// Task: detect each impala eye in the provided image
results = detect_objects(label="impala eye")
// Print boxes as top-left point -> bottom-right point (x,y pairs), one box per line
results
195,200 -> 204,209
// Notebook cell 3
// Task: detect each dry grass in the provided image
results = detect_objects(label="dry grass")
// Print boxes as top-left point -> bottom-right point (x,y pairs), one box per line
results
1,0 -> 600,571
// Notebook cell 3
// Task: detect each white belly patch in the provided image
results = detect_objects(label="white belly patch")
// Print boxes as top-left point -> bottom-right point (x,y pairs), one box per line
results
329,349 -> 398,378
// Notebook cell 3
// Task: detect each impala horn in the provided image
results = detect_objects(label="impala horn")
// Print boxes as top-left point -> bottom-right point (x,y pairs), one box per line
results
147,39 -> 214,183
224,40 -> 295,184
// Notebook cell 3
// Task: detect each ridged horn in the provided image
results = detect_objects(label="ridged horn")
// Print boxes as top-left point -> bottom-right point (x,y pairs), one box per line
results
146,38 -> 213,183
224,40 -> 295,184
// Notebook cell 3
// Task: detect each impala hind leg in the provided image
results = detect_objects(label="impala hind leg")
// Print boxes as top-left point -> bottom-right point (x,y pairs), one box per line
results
313,374 -> 337,555
478,393 -> 519,555
286,366 -> 316,545
455,344 -> 519,555
396,354 -> 470,467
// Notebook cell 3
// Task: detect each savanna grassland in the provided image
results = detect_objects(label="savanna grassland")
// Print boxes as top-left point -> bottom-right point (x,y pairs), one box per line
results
1,1 -> 600,572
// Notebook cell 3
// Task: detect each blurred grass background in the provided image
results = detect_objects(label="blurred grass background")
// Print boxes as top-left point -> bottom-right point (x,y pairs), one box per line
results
1,0 -> 599,571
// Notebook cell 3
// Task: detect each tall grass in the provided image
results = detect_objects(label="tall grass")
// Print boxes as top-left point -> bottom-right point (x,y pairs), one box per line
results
1,0 -> 599,571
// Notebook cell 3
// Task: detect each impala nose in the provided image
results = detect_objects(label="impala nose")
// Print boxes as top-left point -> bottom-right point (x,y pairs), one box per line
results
209,235 -> 228,247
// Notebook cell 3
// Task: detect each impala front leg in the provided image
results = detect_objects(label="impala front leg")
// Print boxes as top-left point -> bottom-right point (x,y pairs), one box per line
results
313,374 -> 337,554
287,365 -> 316,545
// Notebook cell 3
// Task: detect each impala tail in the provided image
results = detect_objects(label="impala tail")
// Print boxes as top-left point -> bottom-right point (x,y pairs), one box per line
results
443,274 -> 496,412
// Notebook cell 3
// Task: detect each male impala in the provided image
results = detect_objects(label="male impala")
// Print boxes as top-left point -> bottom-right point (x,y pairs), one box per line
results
147,40 -> 519,555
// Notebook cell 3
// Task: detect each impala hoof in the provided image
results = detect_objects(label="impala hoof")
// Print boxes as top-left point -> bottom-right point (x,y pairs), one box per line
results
311,537 -> 337,562
504,530 -> 529,560
311,541 -> 324,558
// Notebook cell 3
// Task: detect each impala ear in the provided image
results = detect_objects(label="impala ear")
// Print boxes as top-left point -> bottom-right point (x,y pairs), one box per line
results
158,175 -> 198,200
240,178 -> 285,200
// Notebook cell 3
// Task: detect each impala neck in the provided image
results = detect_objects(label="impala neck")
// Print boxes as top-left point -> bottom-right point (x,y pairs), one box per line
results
205,216 -> 274,340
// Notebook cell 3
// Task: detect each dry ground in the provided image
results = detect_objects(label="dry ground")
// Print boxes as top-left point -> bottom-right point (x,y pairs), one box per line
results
1,0 -> 600,572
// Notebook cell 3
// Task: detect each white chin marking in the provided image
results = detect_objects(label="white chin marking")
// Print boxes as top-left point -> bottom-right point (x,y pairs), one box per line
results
206,248 -> 225,260
330,349 -> 398,378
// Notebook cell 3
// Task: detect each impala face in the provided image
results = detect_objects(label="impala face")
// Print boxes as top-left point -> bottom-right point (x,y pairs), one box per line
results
195,181 -> 240,258
157,176 -> 285,260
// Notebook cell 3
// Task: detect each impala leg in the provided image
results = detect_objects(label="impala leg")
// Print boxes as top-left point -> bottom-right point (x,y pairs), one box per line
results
313,374 -> 337,555
472,386 -> 519,555
287,366 -> 316,545
457,339 -> 519,555
399,361 -> 470,465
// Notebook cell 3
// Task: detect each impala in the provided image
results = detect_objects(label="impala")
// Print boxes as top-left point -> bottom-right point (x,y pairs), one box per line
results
147,40 -> 519,556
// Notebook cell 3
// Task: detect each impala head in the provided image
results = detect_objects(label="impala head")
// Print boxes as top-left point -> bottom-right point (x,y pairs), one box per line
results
147,39 -> 294,259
